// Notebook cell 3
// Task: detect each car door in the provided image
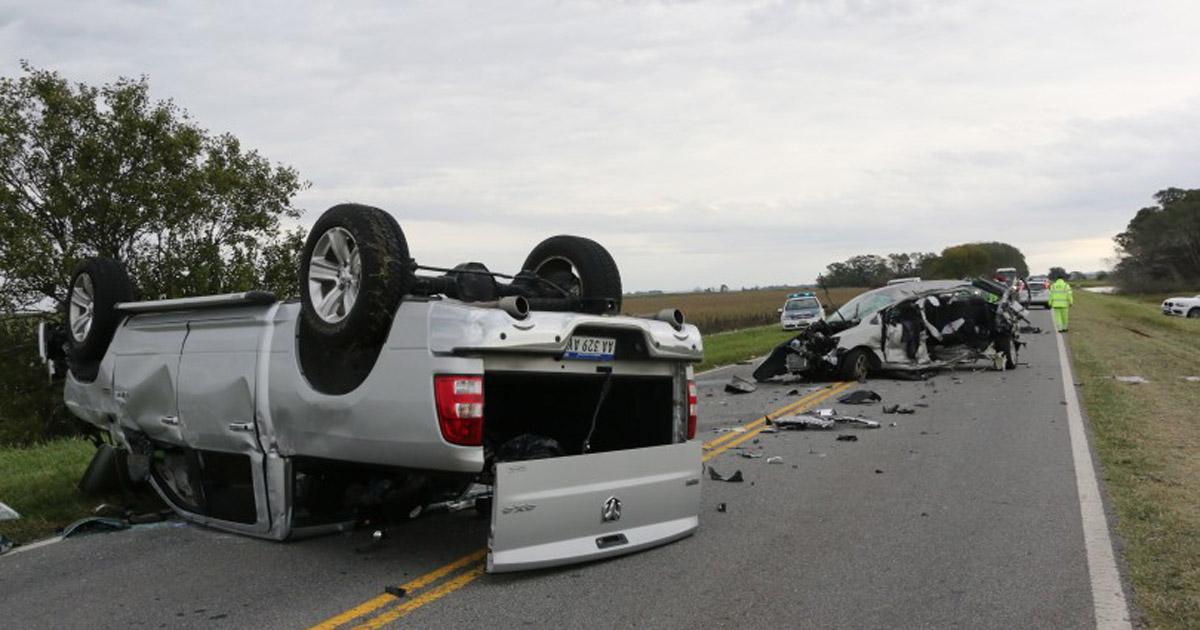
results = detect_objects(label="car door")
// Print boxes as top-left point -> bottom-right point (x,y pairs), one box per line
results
112,314 -> 188,446
488,440 -> 701,573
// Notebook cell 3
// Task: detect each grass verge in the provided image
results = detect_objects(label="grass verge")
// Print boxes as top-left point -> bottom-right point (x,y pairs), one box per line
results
1068,290 -> 1200,628
0,438 -> 99,544
696,324 -> 796,372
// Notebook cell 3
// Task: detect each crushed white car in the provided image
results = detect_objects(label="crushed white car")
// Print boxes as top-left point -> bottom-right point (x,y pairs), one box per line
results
754,279 -> 1026,382
43,203 -> 705,573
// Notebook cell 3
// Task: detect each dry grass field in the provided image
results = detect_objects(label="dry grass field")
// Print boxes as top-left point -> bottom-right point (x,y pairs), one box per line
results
623,287 -> 867,334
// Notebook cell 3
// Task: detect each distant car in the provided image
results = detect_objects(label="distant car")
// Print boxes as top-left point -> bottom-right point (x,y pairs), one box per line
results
1022,275 -> 1050,309
778,293 -> 825,330
995,267 -> 1020,290
1162,294 -> 1200,318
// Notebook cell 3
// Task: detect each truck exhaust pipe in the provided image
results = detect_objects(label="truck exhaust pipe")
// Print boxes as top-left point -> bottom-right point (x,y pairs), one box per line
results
478,296 -> 530,320
642,308 -> 685,330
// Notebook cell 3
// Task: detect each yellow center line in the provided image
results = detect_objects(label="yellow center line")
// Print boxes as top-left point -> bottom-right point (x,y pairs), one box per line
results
307,549 -> 486,630
311,380 -> 855,629
351,563 -> 487,630
702,381 -> 854,463
701,383 -> 845,450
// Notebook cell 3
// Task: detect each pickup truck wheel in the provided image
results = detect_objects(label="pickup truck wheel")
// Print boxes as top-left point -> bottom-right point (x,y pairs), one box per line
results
64,258 -> 133,370
1188,308 -> 1200,319
299,204 -> 411,346
838,348 -> 871,382
522,236 -> 622,314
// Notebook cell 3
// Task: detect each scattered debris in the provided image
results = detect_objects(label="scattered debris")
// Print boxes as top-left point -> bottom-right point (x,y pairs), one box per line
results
889,422 -> 898,427
766,456 -> 784,464
725,376 -> 758,394
0,502 -> 21,521
1115,376 -> 1149,384
716,503 -> 728,513
760,427 -> 779,434
739,452 -> 763,459
835,435 -> 858,442
384,586 -> 407,598
713,426 -> 747,434
1182,376 -> 1200,383
92,503 -> 125,518
127,510 -> 171,525
913,402 -> 930,408
835,415 -> 880,428
1123,327 -> 1154,339
0,534 -> 12,555
708,468 -> 744,483
786,389 -> 801,396
810,408 -> 837,417
774,415 -> 835,430
838,390 -> 882,405
59,516 -> 129,539
883,405 -> 915,414
874,469 -> 884,474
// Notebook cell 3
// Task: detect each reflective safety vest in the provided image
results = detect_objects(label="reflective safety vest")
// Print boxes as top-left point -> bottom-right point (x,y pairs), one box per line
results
1049,280 -> 1073,307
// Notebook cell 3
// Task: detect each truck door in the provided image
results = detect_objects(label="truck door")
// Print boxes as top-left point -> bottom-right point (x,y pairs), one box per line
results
175,310 -> 273,534
112,315 -> 188,446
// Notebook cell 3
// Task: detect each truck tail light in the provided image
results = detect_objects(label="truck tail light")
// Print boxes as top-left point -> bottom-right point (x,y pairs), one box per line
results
434,375 -> 484,446
687,380 -> 698,440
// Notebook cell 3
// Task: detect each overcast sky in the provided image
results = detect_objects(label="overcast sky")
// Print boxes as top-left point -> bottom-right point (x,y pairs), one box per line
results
3,0 -> 1199,291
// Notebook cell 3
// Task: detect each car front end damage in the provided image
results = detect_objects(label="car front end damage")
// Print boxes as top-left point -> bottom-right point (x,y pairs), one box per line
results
754,279 -> 1026,382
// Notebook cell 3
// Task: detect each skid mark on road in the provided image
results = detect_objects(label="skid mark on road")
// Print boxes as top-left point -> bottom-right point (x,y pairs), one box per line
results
310,381 -> 851,628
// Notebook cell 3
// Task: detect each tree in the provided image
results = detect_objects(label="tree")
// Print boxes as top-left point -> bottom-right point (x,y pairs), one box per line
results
1113,188 -> 1200,291
0,62 -> 308,314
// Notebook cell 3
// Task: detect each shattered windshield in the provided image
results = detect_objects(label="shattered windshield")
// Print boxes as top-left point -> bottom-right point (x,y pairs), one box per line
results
830,287 -> 905,322
785,298 -> 819,312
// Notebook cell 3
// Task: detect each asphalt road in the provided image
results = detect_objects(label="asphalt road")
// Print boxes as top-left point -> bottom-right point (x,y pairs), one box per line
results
0,309 -> 1128,628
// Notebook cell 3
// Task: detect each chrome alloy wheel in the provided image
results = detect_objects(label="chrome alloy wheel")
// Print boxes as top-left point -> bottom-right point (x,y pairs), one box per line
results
68,273 -> 95,342
307,227 -> 361,324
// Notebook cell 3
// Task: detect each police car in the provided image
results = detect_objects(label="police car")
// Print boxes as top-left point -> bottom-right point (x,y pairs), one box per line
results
778,292 -> 825,330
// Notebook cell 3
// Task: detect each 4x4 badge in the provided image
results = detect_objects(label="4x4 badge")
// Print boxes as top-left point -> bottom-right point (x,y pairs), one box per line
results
601,496 -> 622,522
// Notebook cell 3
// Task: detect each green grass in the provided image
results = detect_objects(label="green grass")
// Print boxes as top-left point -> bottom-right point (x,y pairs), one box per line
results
0,438 -> 100,544
1068,291 -> 1200,628
696,324 -> 797,372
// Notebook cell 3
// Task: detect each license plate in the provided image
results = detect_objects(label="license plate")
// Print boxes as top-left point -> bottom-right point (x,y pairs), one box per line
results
564,335 -> 616,361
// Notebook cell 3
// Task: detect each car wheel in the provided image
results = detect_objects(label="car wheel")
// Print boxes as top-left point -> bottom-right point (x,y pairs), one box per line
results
998,336 -> 1018,370
1188,308 -> 1200,319
522,235 -> 622,314
299,204 -> 411,346
839,348 -> 871,382
64,258 -> 134,379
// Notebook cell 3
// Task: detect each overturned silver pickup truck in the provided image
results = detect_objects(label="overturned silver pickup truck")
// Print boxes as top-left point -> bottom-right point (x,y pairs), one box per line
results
47,203 -> 704,572
753,279 -> 1026,382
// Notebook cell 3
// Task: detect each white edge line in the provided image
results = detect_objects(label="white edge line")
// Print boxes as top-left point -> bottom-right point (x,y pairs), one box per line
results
1056,330 -> 1133,629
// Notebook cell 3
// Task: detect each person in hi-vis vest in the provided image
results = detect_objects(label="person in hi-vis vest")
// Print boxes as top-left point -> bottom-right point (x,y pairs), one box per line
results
1049,277 -> 1074,332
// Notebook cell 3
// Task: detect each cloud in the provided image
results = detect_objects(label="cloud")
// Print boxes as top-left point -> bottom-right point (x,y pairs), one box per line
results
3,0 -> 1199,288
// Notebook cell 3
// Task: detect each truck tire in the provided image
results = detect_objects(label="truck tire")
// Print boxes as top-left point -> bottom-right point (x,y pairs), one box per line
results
838,348 -> 872,382
1188,308 -> 1200,319
299,204 -> 411,347
522,235 -> 622,314
998,336 -> 1018,370
64,258 -> 134,377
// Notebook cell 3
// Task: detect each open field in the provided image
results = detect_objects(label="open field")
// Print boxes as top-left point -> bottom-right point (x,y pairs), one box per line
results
1068,291 -> 1200,628
624,287 -> 866,334
694,325 -> 796,372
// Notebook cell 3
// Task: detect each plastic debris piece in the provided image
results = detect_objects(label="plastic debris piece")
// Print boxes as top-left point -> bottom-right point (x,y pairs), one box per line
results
835,435 -> 858,442
385,586 -> 407,598
874,469 -> 884,474
725,376 -> 758,394
59,516 -> 129,539
1114,376 -> 1149,384
834,416 -> 880,428
708,467 -> 744,482
1183,376 -> 1200,382
838,390 -> 882,405
760,427 -> 779,434
739,452 -> 763,459
913,402 -> 930,408
716,503 -> 727,513
811,408 -> 837,418
774,415 -> 835,430
0,502 -> 21,521
766,456 -> 784,464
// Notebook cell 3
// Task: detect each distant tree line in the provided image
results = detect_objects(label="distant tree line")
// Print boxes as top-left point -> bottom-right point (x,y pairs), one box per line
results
1112,188 -> 1200,292
817,242 -> 1029,288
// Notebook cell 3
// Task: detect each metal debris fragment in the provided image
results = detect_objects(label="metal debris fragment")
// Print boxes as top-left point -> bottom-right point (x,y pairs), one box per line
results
766,456 -> 784,464
835,435 -> 858,442
838,390 -> 882,405
708,468 -> 744,483
725,376 -> 758,394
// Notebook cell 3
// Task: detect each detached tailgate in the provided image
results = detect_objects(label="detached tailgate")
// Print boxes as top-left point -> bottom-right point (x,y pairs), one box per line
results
488,441 -> 701,573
